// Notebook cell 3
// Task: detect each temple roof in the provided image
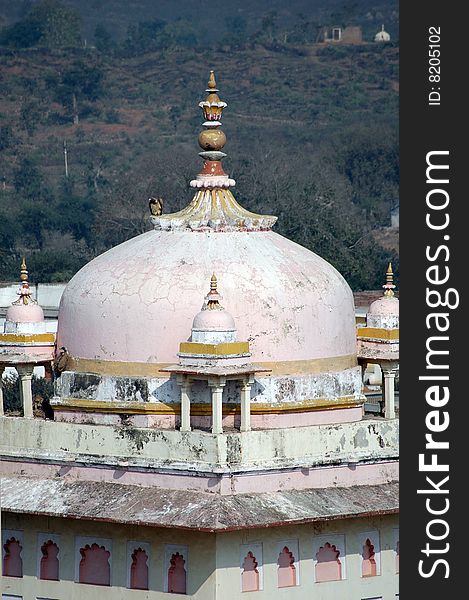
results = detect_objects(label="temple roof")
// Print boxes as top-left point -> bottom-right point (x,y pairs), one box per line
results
1,475 -> 398,532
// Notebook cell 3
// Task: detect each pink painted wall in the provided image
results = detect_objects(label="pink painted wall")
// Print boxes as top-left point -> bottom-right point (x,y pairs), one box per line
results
1,457 -> 399,496
54,406 -> 363,430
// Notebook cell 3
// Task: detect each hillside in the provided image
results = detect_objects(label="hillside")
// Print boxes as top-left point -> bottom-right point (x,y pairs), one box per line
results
0,0 -> 399,43
0,2 -> 399,290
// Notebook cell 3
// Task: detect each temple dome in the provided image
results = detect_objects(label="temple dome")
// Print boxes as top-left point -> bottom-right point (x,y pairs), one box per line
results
6,303 -> 44,324
57,229 -> 355,364
192,308 -> 235,332
56,72 -> 356,368
4,258 -> 46,333
375,25 -> 391,42
366,263 -> 399,329
369,295 -> 399,316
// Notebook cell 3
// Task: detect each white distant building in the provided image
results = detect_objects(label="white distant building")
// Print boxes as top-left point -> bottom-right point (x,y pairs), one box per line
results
375,24 -> 391,42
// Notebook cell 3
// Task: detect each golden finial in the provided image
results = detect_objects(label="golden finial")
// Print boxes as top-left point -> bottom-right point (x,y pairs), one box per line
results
206,273 -> 223,309
207,70 -> 217,90
198,71 -> 227,151
12,257 -> 36,305
20,257 -> 28,282
210,272 -> 217,291
383,262 -> 396,297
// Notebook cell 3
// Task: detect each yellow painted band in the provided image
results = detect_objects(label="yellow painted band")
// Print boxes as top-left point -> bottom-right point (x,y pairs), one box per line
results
51,396 -> 363,415
0,333 -> 55,343
179,341 -> 250,355
66,354 -> 357,378
357,327 -> 399,340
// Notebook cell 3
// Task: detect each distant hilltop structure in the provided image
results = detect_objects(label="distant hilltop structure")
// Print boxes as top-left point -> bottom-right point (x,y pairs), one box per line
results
317,25 -> 363,44
316,24 -> 392,45
375,24 -> 391,42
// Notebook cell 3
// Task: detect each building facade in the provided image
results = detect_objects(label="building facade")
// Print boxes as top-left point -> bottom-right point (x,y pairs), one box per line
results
1,72 -> 398,600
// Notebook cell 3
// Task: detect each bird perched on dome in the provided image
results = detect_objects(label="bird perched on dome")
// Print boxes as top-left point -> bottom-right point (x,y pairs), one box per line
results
149,197 -> 164,216
54,346 -> 70,375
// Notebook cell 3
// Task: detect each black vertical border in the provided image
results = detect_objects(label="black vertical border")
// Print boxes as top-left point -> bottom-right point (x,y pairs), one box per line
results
400,1 -> 465,595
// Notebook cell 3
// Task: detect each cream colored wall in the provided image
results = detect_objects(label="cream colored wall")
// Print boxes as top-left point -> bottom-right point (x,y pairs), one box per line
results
0,417 -> 399,473
216,515 -> 399,600
1,514 -> 216,600
1,513 -> 398,600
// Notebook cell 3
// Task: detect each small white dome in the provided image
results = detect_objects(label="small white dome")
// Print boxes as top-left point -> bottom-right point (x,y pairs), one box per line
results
369,295 -> 399,317
6,302 -> 45,324
375,25 -> 390,42
192,307 -> 236,332
191,276 -> 237,344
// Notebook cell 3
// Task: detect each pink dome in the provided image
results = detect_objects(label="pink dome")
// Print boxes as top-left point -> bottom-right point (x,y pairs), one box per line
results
57,229 -> 356,364
6,303 -> 45,324
368,296 -> 399,316
192,307 -> 235,331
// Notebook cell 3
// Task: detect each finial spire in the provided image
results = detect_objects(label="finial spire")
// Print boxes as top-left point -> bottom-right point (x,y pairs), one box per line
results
20,257 -> 28,283
207,70 -> 217,90
12,257 -> 37,305
210,273 -> 217,291
206,273 -> 223,309
197,70 -> 227,156
150,70 -> 277,232
383,262 -> 396,297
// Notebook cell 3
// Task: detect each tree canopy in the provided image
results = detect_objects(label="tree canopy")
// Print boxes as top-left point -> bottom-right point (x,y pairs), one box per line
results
0,0 -> 82,48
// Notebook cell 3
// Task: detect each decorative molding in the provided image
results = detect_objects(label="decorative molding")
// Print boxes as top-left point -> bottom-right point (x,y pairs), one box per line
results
65,354 -> 358,378
357,327 -> 399,340
51,395 -> 364,415
0,333 -> 55,344
179,341 -> 250,356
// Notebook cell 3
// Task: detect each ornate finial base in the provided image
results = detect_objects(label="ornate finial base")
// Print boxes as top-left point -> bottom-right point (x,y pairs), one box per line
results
151,188 -> 277,232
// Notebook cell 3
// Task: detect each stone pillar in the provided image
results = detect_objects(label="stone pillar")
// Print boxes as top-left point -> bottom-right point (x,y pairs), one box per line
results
240,378 -> 252,432
16,364 -> 35,418
209,378 -> 225,434
382,366 -> 397,419
179,377 -> 192,432
0,365 -> 5,416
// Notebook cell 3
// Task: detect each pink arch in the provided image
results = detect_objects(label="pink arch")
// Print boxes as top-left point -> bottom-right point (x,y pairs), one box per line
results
242,551 -> 260,592
79,543 -> 111,586
362,538 -> 377,577
3,537 -> 23,578
130,548 -> 149,590
315,542 -> 342,582
277,546 -> 296,588
168,552 -> 186,594
40,540 -> 59,580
